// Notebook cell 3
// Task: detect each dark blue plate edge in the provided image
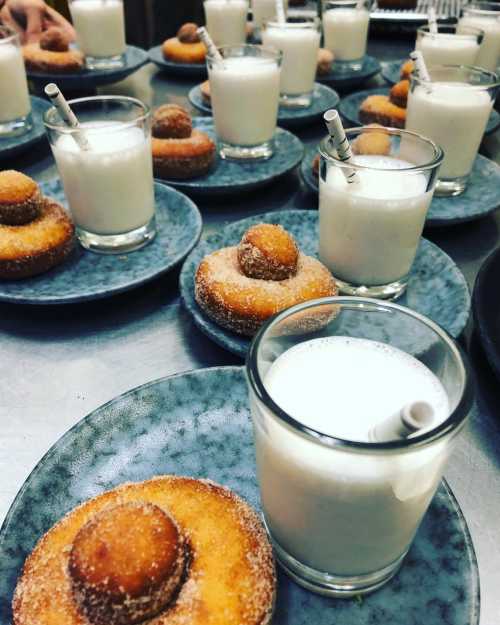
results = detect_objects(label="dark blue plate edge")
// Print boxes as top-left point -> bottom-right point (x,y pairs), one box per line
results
0,181 -> 203,306
148,45 -> 206,75
0,96 -> 51,160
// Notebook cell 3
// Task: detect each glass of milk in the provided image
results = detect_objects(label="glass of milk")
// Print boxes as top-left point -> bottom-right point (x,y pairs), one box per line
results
207,44 -> 282,159
44,96 -> 156,254
318,126 -> 442,299
458,2 -> 500,73
0,26 -> 31,137
406,65 -> 499,197
69,0 -> 126,69
416,24 -> 483,67
262,17 -> 321,108
246,296 -> 473,597
322,0 -> 370,72
204,0 -> 249,47
251,0 -> 289,36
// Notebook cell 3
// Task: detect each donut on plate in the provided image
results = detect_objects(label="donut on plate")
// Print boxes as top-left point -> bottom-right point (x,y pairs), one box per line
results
359,94 -> 406,129
389,79 -> 409,108
23,27 -> 84,73
162,23 -> 207,64
13,475 -> 276,625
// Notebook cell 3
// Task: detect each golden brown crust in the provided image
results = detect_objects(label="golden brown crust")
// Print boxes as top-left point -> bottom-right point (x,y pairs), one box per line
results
13,476 -> 276,625
177,23 -> 201,44
162,38 -> 206,64
359,95 -> 406,129
0,171 -> 41,225
400,60 -> 414,81
195,245 -> 337,336
152,130 -> 216,179
237,224 -> 299,281
317,48 -> 334,75
389,79 -> 409,108
23,43 -> 84,73
352,125 -> 392,156
200,80 -> 211,105
152,105 -> 192,140
0,197 -> 74,279
39,27 -> 71,52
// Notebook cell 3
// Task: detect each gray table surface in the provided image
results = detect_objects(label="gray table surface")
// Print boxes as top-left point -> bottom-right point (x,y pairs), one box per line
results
1,39 -> 499,624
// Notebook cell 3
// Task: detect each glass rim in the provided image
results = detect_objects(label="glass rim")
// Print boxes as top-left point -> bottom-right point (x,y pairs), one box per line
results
206,43 -> 283,62
410,63 -> 500,89
264,16 -> 321,29
323,0 -> 367,6
246,296 -> 474,453
463,1 -> 500,15
43,95 -> 150,133
417,24 -> 484,38
0,25 -> 20,45
319,125 -> 444,172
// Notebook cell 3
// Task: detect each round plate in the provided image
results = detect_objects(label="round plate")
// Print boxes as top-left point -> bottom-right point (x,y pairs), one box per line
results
0,180 -> 202,305
180,210 -> 470,357
339,87 -> 500,135
316,55 -> 381,89
473,246 -> 500,381
157,118 -> 304,196
381,59 -> 405,86
188,82 -> 340,128
0,366 -> 479,625
0,96 -> 50,160
148,45 -> 207,78
26,45 -> 149,89
300,147 -> 500,226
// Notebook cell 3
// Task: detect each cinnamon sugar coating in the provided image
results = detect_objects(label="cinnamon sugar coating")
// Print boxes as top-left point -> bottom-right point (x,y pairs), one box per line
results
152,105 -> 192,140
238,224 -> 299,281
389,80 -> 409,108
0,170 -> 41,225
177,23 -> 200,44
152,130 -> 216,179
352,125 -> 392,156
39,27 -> 70,52
359,95 -> 406,129
23,42 -> 84,73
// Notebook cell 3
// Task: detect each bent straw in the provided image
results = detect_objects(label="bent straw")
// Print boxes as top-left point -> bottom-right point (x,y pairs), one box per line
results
369,401 -> 435,442
44,83 -> 90,151
197,27 -> 224,66
323,109 -> 359,184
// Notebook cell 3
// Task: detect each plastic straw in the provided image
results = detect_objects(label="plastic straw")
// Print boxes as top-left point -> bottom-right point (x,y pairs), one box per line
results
323,109 -> 359,184
275,0 -> 286,23
410,50 -> 431,83
428,6 -> 438,35
44,83 -> 90,151
369,401 -> 435,442
197,27 -> 224,66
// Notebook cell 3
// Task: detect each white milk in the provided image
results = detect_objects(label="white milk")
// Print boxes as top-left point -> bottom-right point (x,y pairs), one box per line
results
205,0 -> 248,46
70,0 -> 126,58
252,0 -> 288,30
0,43 -> 31,123
52,122 -> 154,235
459,14 -> 500,71
323,8 -> 369,61
406,83 -> 492,179
208,56 -> 280,145
319,155 -> 431,286
253,336 -> 450,575
416,33 -> 480,66
262,24 -> 320,95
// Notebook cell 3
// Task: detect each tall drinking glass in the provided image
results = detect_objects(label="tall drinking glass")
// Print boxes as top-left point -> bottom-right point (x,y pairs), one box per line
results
0,26 -> 31,137
416,24 -> 483,66
322,0 -> 370,72
252,0 -> 289,34
459,2 -> 500,72
204,0 -> 249,46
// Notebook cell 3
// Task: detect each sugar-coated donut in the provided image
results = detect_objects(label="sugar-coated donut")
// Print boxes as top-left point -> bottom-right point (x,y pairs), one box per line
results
162,32 -> 206,65
352,125 -> 392,156
152,130 -> 216,179
359,95 -> 406,129
39,27 -> 72,52
400,60 -> 414,81
0,170 -> 41,225
317,48 -> 334,75
152,104 -> 192,139
389,80 -> 409,108
13,476 -> 276,625
238,224 -> 299,281
23,43 -> 84,73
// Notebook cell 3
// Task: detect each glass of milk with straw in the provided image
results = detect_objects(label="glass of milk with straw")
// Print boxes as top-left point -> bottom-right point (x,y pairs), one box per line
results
69,0 -> 126,69
44,95 -> 156,254
262,16 -> 321,108
252,0 -> 289,35
406,64 -> 499,197
0,26 -> 31,137
322,0 -> 370,72
206,43 -> 282,160
246,296 -> 473,597
204,0 -> 249,47
459,2 -> 500,73
416,24 -> 483,67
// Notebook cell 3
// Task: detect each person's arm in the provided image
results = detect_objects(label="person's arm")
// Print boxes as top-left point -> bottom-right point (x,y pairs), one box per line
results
0,0 -> 75,43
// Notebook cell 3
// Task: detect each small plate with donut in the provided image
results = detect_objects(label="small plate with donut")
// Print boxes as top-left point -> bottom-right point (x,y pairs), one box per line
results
188,82 -> 340,128
300,146 -> 500,227
148,45 -> 207,79
0,96 -> 50,160
0,179 -> 202,304
179,210 -> 470,357
315,55 -> 381,89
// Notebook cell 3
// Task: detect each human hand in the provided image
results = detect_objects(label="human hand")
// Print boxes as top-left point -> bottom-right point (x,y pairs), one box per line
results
0,0 -> 76,44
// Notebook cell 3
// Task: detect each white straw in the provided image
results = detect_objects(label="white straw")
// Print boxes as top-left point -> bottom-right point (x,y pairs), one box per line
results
428,6 -> 438,35
410,50 -> 431,83
369,401 -> 435,442
197,27 -> 224,66
275,0 -> 286,23
44,83 -> 90,151
323,109 -> 358,184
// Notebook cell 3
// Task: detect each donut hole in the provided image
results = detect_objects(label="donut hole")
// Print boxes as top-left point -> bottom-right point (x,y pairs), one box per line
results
40,27 -> 70,52
152,105 -> 192,140
238,224 -> 299,281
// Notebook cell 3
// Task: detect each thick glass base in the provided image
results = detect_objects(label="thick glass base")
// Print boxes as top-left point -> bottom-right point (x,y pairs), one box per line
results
219,139 -> 274,160
333,57 -> 364,73
270,529 -> 406,598
335,276 -> 408,300
77,217 -> 156,254
85,53 -> 126,70
0,113 -> 32,137
280,91 -> 313,108
434,175 -> 468,197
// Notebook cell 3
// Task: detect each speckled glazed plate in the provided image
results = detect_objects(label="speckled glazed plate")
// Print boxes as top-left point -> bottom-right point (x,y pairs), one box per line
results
339,86 -> 500,135
148,45 -> 207,78
0,96 -> 50,160
0,180 -> 202,305
157,118 -> 304,196
188,82 -> 340,128
300,147 -> 500,226
179,210 -> 470,357
381,59 -> 408,86
26,45 -> 149,90
316,55 -> 381,89
0,366 -> 480,625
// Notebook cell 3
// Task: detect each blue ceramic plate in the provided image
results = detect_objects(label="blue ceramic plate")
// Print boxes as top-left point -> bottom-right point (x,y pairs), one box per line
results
316,55 -> 381,89
0,366 -> 480,625
157,118 -> 304,196
179,210 -> 470,357
188,82 -> 340,128
381,59 -> 405,86
0,96 -> 50,160
300,147 -> 500,226
26,45 -> 149,89
339,87 -> 500,135
473,246 -> 500,381
0,180 -> 202,305
148,45 -> 207,78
